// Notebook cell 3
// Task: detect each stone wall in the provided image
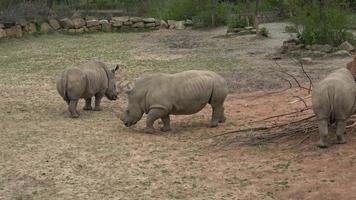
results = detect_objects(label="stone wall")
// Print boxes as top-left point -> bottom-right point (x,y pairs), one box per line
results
0,16 -> 193,39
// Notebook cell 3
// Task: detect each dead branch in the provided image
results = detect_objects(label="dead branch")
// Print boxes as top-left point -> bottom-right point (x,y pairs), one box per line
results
291,95 -> 308,108
293,58 -> 314,94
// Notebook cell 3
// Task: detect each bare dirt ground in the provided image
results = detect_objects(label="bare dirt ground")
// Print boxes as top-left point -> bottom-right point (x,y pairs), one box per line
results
1,23 -> 356,200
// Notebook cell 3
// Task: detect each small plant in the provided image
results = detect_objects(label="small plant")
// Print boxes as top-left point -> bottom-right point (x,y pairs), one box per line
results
227,15 -> 247,29
260,27 -> 269,37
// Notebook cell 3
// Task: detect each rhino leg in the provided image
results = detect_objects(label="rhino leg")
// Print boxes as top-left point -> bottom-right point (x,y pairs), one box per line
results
219,107 -> 226,123
93,93 -> 104,111
160,115 -> 172,132
336,120 -> 346,144
83,98 -> 93,110
317,119 -> 329,148
69,100 -> 79,118
209,104 -> 224,127
145,108 -> 167,133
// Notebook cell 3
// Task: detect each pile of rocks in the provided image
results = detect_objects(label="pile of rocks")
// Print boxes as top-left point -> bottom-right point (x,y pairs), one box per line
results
226,26 -> 257,36
0,16 -> 164,39
160,19 -> 193,30
281,37 -> 354,60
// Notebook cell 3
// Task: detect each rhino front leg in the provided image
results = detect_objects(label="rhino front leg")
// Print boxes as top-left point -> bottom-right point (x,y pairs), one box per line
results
336,120 -> 346,144
160,115 -> 172,132
145,108 -> 167,133
317,119 -> 329,148
83,98 -> 93,110
68,100 -> 79,118
94,93 -> 104,111
210,104 -> 224,127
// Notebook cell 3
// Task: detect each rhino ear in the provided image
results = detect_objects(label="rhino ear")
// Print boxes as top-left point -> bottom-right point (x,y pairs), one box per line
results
112,65 -> 119,73
121,81 -> 135,94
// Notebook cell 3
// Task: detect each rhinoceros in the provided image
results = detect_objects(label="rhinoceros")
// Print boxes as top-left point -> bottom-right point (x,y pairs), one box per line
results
118,70 -> 228,133
56,61 -> 119,118
312,56 -> 356,148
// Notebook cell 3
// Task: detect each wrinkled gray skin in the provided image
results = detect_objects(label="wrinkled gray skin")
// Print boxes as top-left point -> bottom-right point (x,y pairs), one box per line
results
119,70 -> 228,133
312,67 -> 356,148
56,61 -> 119,118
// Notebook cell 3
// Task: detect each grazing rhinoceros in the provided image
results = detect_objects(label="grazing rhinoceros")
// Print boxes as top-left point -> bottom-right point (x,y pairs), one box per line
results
56,61 -> 119,118
118,70 -> 228,133
312,56 -> 356,148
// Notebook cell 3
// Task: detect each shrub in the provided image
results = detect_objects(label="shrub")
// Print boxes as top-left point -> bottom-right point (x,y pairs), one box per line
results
260,27 -> 269,37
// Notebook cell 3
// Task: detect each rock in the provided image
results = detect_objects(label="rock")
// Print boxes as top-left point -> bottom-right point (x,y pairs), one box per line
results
283,36 -> 299,45
143,18 -> 155,23
49,19 -> 60,30
88,25 -> 101,32
249,29 -> 257,34
130,17 -> 143,23
144,23 -> 156,28
18,20 -> 27,27
100,21 -> 112,32
112,16 -> 129,23
99,19 -> 109,24
331,50 -> 351,58
40,22 -> 52,34
176,21 -> 185,30
310,44 -> 333,53
245,26 -> 254,30
68,29 -> 76,33
24,23 -> 36,34
0,24 -> 5,29
123,21 -> 132,26
5,25 -> 23,38
0,28 -> 6,38
111,20 -> 123,27
60,18 -> 74,29
185,19 -> 193,26
83,26 -> 89,32
160,20 -> 168,29
76,28 -> 84,33
300,57 -> 313,64
155,20 -> 161,26
167,20 -> 177,29
339,41 -> 354,52
86,19 -> 99,27
132,22 -> 144,28
281,43 -> 300,53
72,18 -> 86,29
227,27 -> 245,33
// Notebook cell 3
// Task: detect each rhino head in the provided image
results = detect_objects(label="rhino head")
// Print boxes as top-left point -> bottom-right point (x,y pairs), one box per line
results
105,65 -> 119,100
117,81 -> 144,127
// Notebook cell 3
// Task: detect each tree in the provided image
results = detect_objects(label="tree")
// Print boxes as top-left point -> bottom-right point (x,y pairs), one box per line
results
211,0 -> 217,26
254,0 -> 260,36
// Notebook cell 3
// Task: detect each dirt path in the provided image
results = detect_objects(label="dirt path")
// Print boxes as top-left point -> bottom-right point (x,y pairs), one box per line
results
1,23 -> 356,200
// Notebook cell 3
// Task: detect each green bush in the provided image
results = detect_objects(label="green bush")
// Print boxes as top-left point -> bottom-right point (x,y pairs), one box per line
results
291,2 -> 354,46
227,15 -> 248,29
260,27 -> 269,37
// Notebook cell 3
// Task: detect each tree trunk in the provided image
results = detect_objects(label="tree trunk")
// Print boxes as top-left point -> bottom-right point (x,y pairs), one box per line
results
211,0 -> 217,27
319,0 -> 326,24
255,0 -> 260,36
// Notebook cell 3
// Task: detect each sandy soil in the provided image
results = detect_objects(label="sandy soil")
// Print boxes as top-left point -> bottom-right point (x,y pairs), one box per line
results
1,23 -> 356,200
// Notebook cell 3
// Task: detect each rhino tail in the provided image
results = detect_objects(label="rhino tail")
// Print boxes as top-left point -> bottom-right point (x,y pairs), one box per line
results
62,71 -> 69,101
327,87 -> 335,125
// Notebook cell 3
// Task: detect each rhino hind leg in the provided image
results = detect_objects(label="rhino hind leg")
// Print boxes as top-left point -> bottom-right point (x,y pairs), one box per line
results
160,115 -> 172,132
93,93 -> 104,111
83,98 -> 93,110
317,119 -> 329,148
69,100 -> 79,118
209,104 -> 224,127
336,120 -> 346,144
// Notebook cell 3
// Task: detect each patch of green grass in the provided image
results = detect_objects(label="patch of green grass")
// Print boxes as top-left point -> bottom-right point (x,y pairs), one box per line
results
225,176 -> 251,188
275,180 -> 289,188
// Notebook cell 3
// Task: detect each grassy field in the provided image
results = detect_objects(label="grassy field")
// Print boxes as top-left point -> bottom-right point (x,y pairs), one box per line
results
1,24 -> 356,200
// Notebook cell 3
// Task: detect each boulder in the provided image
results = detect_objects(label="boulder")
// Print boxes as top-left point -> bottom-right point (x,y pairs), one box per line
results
160,20 -> 168,29
176,21 -> 186,30
339,41 -> 354,52
143,18 -> 156,23
60,18 -> 74,29
123,21 -> 132,26
310,44 -> 333,53
49,19 -> 60,30
245,26 -> 254,30
24,22 -> 36,34
86,19 -> 100,27
167,20 -> 177,29
112,16 -> 129,23
100,20 -> 112,32
76,28 -> 84,33
111,20 -> 123,27
132,22 -> 144,28
0,28 -> 6,38
40,22 -> 52,34
300,57 -> 313,64
155,20 -> 161,26
88,25 -> 101,31
331,50 -> 352,58
144,23 -> 156,28
130,17 -> 143,23
72,18 -> 86,29
5,25 -> 23,38
185,19 -> 193,26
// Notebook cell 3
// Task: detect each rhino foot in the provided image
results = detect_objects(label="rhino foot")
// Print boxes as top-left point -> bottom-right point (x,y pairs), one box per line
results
70,113 -> 80,118
317,142 -> 328,148
93,107 -> 102,111
337,136 -> 346,144
144,127 -> 155,134
160,127 -> 172,132
83,106 -> 93,111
